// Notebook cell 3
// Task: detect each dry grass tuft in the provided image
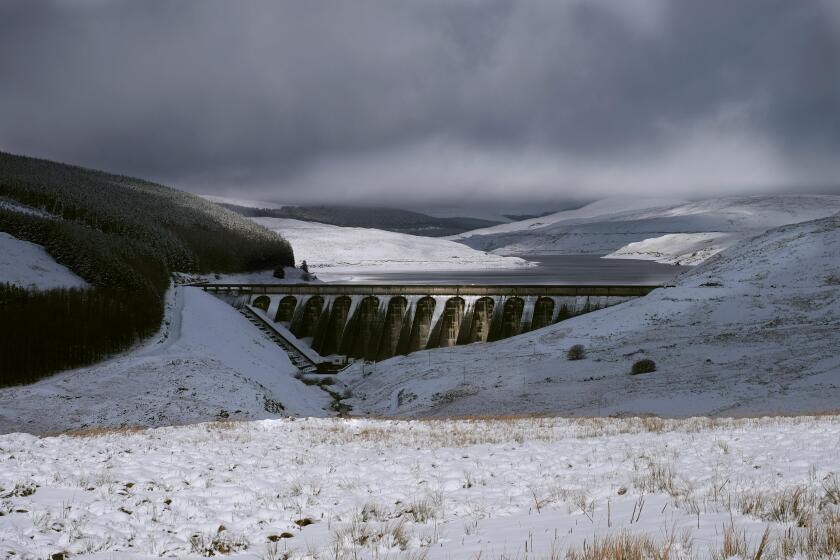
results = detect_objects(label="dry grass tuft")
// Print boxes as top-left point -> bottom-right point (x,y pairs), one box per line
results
739,486 -> 816,527
565,530 -> 689,560
712,523 -> 749,560
54,425 -> 147,438
633,459 -> 680,497
779,511 -> 840,559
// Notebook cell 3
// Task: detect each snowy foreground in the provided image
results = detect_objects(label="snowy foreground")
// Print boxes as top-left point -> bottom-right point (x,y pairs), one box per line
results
344,214 -> 840,417
1,415 -> 839,559
253,218 -> 530,281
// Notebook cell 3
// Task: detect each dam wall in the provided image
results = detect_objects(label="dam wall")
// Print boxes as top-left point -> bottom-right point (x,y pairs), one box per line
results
204,284 -> 656,362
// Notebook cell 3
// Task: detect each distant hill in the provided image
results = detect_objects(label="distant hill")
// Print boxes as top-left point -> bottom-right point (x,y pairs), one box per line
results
0,151 -> 294,385
450,195 -> 840,260
217,202 -> 502,237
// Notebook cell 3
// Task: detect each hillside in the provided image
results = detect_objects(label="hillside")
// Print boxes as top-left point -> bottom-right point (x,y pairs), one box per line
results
0,232 -> 88,290
451,195 -> 840,261
213,198 -> 502,237
252,218 -> 531,281
0,287 -> 330,434
343,213 -> 840,417
0,152 -> 294,385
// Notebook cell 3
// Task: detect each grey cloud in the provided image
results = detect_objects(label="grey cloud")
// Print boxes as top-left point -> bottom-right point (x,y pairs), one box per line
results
0,0 -> 837,205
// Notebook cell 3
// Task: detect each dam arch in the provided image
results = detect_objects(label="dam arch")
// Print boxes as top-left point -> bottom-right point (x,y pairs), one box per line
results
408,296 -> 436,353
313,295 -> 352,356
491,296 -> 525,341
343,296 -> 381,360
252,295 -> 270,312
377,296 -> 408,361
433,297 -> 465,348
291,295 -> 324,338
226,284 -> 657,362
274,296 -> 297,323
530,297 -> 555,331
467,296 -> 495,343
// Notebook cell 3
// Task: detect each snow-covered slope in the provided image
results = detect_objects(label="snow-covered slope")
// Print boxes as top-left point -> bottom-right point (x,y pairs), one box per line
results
253,217 -> 531,280
2,415 -> 838,559
0,232 -> 88,290
0,287 -> 330,434
451,195 -> 840,260
452,197 -> 687,239
604,232 -> 743,265
344,214 -> 840,418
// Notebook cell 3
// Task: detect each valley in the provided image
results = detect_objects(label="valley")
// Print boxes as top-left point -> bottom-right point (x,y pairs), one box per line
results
2,5 -> 838,557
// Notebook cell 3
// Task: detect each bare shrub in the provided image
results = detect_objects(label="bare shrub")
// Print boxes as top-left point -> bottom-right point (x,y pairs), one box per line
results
631,359 -> 657,375
567,344 -> 586,361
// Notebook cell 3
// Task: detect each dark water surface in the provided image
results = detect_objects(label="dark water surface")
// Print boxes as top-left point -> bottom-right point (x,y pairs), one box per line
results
332,255 -> 690,285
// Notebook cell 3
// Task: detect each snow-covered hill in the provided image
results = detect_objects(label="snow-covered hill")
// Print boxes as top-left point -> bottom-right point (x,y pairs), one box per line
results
253,217 -> 531,281
0,287 -> 330,434
604,232 -> 743,265
451,195 -> 840,263
343,214 -> 840,418
451,197 -> 687,239
0,232 -> 87,290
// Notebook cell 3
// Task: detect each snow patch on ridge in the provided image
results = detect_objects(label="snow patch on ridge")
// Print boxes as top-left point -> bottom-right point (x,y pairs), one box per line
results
604,232 -> 743,265
0,232 -> 88,290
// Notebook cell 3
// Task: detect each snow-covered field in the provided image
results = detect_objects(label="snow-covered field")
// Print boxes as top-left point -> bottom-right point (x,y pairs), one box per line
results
0,287 -> 329,435
343,214 -> 840,418
1,415 -> 839,559
253,217 -> 531,281
451,195 -> 840,264
0,232 -> 88,290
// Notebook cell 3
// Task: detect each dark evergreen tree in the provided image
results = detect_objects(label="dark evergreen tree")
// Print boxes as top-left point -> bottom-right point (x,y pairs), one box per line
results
0,151 -> 297,386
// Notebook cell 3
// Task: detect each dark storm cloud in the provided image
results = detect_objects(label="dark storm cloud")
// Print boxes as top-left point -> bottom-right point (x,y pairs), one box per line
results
1,0 -> 838,204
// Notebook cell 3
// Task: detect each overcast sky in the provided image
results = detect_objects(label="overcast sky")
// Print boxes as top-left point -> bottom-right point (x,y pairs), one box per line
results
1,1 -> 838,207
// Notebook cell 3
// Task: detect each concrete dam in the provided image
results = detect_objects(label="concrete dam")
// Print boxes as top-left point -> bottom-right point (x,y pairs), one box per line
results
203,284 -> 657,362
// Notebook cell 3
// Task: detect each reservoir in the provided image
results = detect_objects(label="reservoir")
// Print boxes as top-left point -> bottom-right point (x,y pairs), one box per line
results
323,254 -> 690,286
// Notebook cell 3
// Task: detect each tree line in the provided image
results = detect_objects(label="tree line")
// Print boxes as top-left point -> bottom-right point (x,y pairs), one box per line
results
0,151 -> 295,386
